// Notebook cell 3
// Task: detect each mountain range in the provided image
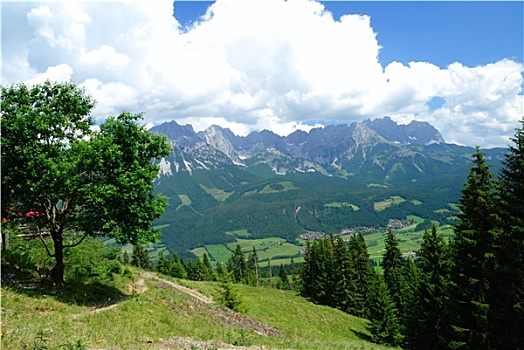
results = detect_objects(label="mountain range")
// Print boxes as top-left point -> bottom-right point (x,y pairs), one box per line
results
149,117 -> 506,259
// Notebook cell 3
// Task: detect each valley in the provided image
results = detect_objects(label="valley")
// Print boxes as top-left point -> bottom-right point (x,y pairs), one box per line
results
149,117 -> 504,264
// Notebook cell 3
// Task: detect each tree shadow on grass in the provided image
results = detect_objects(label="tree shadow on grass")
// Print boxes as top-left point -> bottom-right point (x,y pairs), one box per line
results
350,329 -> 374,343
1,261 -> 129,307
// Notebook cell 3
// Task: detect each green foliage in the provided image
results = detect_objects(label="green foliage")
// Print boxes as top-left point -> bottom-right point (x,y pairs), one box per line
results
1,81 -> 170,283
382,228 -> 404,316
131,244 -> 152,270
366,272 -> 403,346
64,237 -> 123,282
447,148 -> 499,348
490,118 -> 524,348
216,278 -> 247,313
404,225 -> 450,349
277,264 -> 290,290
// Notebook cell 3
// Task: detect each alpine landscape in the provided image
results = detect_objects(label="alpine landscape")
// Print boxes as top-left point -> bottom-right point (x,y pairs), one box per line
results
2,0 -> 523,349
150,116 -> 505,263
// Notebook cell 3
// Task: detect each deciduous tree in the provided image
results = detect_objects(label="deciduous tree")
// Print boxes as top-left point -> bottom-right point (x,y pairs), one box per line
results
1,81 -> 170,283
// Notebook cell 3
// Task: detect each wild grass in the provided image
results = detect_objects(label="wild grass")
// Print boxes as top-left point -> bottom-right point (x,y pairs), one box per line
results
181,280 -> 393,350
2,266 -> 394,350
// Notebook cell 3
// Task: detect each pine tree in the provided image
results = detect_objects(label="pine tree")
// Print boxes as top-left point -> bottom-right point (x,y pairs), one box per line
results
215,262 -> 228,282
348,232 -> 372,317
228,244 -> 246,283
200,253 -> 215,281
406,225 -> 450,349
401,257 -> 420,346
491,119 -> 524,348
131,244 -> 152,270
289,257 -> 299,291
447,147 -> 498,349
247,246 -> 259,287
300,240 -> 314,297
122,251 -> 130,265
383,228 -> 404,317
366,271 -> 403,346
278,264 -> 289,290
332,237 -> 353,313
156,251 -> 170,275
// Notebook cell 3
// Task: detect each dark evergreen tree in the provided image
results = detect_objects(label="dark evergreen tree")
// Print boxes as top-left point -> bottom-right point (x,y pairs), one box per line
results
366,271 -> 403,346
491,119 -> 524,348
278,264 -> 290,290
185,259 -> 200,281
169,256 -> 187,279
122,251 -> 130,265
289,257 -> 299,291
447,148 -> 498,349
246,247 -> 259,286
156,251 -> 170,275
131,244 -> 152,270
228,244 -> 246,283
332,237 -> 353,313
405,225 -> 450,349
383,228 -> 404,317
348,232 -> 372,317
215,262 -> 228,282
401,257 -> 420,344
300,240 -> 314,298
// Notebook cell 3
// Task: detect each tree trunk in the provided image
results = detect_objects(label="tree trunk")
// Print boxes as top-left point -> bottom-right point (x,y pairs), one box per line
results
50,230 -> 65,284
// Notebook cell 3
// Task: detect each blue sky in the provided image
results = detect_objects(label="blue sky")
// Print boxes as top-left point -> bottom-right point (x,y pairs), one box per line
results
2,0 -> 523,147
175,1 -> 523,69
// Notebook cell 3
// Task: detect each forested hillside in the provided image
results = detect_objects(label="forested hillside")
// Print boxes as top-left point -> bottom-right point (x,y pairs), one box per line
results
150,117 -> 506,260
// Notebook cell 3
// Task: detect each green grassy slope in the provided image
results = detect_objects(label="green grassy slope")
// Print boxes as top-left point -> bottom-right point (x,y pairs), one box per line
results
1,268 -> 394,350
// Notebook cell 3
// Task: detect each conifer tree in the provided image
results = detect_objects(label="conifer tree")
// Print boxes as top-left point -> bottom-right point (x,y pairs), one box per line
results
278,264 -> 290,290
289,257 -> 299,291
122,251 -> 130,265
228,244 -> 247,283
156,251 -> 170,275
131,244 -> 152,270
447,147 -> 498,349
366,271 -> 403,346
247,246 -> 259,287
200,253 -> 215,281
348,232 -> 372,317
332,237 -> 353,313
401,257 -> 420,345
383,228 -> 404,317
491,119 -> 524,348
300,240 -> 314,297
406,225 -> 450,349
215,262 -> 228,282
169,255 -> 187,279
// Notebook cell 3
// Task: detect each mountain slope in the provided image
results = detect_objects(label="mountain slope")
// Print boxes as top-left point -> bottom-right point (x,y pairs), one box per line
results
1,267 -> 391,349
149,117 -> 506,258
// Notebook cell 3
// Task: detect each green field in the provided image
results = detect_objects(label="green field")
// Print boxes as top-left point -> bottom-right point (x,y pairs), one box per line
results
259,181 -> 299,194
204,244 -> 233,263
177,194 -> 192,206
199,184 -> 233,201
227,237 -> 301,262
373,195 -> 406,211
191,247 -> 208,259
324,202 -> 360,211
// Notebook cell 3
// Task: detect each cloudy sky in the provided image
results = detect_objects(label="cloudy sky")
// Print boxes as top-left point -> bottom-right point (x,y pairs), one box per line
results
2,0 -> 523,148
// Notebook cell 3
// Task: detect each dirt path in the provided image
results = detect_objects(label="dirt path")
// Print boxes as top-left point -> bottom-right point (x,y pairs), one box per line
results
72,272 -> 281,341
141,271 -> 214,304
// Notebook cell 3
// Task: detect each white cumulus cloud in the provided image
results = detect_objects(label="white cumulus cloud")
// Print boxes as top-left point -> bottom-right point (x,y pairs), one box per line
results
1,0 -> 522,147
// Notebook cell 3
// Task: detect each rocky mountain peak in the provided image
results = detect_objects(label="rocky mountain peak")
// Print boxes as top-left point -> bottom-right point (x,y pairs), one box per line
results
364,116 -> 444,145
